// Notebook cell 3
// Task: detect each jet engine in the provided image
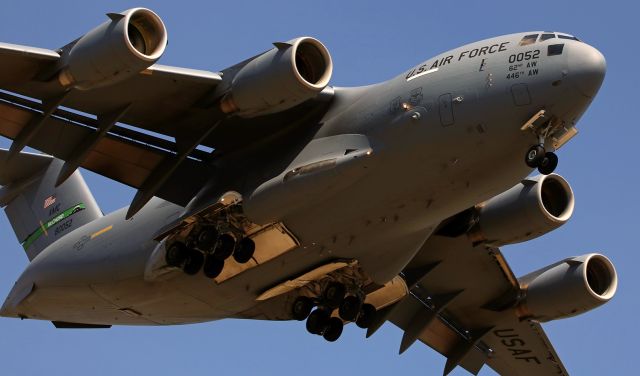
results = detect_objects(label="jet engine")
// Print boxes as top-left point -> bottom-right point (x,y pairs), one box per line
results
516,253 -> 617,322
467,174 -> 575,246
58,8 -> 167,90
220,37 -> 333,117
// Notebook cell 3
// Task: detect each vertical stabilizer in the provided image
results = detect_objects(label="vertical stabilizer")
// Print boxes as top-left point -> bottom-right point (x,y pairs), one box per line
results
0,149 -> 102,260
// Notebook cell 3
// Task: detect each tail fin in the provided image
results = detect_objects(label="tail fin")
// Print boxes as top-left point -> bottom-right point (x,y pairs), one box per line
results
0,150 -> 102,260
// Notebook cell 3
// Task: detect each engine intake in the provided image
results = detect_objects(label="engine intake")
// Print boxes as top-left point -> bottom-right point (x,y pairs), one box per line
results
468,173 -> 575,246
58,8 -> 167,90
517,253 -> 617,322
220,37 -> 333,117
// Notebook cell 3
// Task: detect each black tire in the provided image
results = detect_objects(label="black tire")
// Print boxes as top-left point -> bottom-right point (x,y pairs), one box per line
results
213,233 -> 236,260
525,145 -> 545,168
306,309 -> 329,335
292,296 -> 314,321
197,226 -> 218,251
183,249 -> 204,275
323,282 -> 346,309
339,296 -> 363,322
537,152 -> 558,175
356,304 -> 377,329
203,255 -> 225,279
323,317 -> 344,342
165,242 -> 187,267
233,237 -> 255,264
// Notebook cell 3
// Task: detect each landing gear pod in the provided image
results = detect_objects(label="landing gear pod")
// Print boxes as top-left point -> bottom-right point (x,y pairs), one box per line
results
58,8 -> 167,90
220,37 -> 333,117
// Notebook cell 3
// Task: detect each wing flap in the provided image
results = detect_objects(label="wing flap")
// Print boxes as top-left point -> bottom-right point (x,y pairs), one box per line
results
0,96 -> 208,206
0,42 -> 222,140
387,296 -> 488,375
380,233 -> 570,375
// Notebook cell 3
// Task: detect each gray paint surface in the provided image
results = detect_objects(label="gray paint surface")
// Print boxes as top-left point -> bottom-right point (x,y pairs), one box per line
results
0,22 -> 610,376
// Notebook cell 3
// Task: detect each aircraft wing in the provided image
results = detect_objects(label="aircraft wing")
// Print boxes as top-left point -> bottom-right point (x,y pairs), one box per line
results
0,42 -> 333,215
0,42 -> 224,209
371,233 -> 569,375
0,42 -> 223,138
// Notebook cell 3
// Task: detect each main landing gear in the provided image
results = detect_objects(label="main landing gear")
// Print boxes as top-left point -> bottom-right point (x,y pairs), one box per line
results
165,225 -> 256,279
525,144 -> 558,175
292,282 -> 377,342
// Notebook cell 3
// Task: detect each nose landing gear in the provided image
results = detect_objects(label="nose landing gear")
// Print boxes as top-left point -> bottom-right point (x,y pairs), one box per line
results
525,145 -> 558,175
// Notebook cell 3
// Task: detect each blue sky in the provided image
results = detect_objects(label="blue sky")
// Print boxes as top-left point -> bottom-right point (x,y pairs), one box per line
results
0,1 -> 635,375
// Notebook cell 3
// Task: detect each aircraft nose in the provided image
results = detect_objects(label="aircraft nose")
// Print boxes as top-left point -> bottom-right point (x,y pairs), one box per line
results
567,42 -> 606,98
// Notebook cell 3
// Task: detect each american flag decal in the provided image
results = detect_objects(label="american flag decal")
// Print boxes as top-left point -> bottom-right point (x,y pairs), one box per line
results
43,195 -> 56,209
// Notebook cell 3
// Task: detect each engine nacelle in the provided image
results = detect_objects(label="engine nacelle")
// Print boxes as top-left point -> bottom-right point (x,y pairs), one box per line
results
517,253 -> 617,322
220,37 -> 333,117
58,8 -> 167,90
468,174 -> 575,247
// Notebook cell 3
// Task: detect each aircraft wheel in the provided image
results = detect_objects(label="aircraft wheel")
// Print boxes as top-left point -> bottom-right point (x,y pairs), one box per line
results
196,226 -> 218,251
292,296 -> 314,321
537,152 -> 558,175
323,317 -> 344,342
339,295 -> 363,322
213,233 -> 236,260
165,242 -> 187,267
525,145 -> 545,168
183,249 -> 205,275
356,304 -> 377,329
203,255 -> 225,279
306,309 -> 330,335
233,237 -> 255,264
323,282 -> 346,309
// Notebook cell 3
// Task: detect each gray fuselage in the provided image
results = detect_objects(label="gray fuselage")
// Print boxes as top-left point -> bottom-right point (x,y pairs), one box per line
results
1,32 -> 605,325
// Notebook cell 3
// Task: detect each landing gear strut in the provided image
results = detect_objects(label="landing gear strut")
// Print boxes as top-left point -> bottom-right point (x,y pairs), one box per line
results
525,145 -> 558,175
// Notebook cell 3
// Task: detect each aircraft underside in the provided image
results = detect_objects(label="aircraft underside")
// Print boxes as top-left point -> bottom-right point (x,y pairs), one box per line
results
0,7 -> 614,376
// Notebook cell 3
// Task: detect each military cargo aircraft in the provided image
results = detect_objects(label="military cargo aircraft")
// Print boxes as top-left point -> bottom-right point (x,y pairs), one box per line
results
0,7 -> 616,375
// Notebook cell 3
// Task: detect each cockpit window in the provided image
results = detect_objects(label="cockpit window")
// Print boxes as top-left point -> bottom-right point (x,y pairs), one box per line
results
540,33 -> 555,41
519,34 -> 538,46
558,34 -> 580,41
548,44 -> 564,56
